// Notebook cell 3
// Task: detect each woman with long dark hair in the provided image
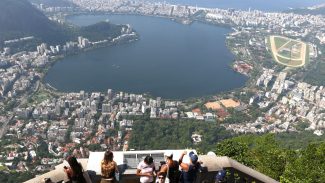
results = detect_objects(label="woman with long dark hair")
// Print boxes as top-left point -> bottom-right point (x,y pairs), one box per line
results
101,150 -> 119,183
64,156 -> 86,183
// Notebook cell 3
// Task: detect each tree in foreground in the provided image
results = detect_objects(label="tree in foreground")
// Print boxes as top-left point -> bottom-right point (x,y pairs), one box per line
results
281,142 -> 325,183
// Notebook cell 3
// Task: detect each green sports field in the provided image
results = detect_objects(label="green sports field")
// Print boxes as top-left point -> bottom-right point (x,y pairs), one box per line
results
268,35 -> 308,68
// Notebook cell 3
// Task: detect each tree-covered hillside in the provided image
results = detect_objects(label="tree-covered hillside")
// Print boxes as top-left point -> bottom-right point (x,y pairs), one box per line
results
0,0 -> 72,45
216,134 -> 325,182
0,0 -> 129,49
129,119 -> 325,182
128,119 -> 232,151
79,22 -> 126,42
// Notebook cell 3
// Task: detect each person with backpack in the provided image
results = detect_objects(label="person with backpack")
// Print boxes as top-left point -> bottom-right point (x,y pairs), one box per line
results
157,152 -> 180,183
100,150 -> 119,183
179,151 -> 201,183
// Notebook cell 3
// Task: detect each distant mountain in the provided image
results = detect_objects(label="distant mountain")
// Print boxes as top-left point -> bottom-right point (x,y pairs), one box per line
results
0,0 -> 71,46
286,4 -> 325,15
0,0 -> 131,50
28,0 -> 76,7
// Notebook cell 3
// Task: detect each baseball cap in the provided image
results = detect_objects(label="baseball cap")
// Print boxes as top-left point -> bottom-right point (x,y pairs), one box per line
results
189,151 -> 198,163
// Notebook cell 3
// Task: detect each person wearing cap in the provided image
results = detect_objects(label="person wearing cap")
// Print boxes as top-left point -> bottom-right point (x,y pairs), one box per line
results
157,152 -> 180,183
179,151 -> 200,183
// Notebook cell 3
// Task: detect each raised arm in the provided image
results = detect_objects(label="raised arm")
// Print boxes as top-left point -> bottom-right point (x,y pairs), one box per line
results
179,151 -> 189,171
157,164 -> 168,176
178,152 -> 185,164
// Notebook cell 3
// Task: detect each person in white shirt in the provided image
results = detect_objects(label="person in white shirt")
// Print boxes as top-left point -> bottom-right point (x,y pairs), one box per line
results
136,156 -> 156,183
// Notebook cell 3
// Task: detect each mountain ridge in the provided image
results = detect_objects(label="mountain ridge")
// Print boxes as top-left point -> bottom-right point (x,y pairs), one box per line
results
0,0 -> 129,49
0,0 -> 72,46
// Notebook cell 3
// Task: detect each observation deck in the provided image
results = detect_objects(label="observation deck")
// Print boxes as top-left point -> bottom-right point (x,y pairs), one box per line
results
25,150 -> 278,183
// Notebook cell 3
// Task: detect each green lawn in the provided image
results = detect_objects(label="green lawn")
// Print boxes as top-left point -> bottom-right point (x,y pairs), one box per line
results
278,50 -> 292,58
274,37 -> 289,49
270,36 -> 308,67
276,55 -> 303,67
29,90 -> 53,104
279,40 -> 297,50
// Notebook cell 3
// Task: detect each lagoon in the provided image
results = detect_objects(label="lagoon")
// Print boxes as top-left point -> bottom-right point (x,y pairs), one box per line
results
44,15 -> 247,99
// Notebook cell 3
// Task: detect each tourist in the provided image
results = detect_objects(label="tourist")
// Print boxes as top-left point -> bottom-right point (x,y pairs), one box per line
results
64,156 -> 87,183
157,152 -> 180,183
137,155 -> 156,183
179,151 -> 201,183
101,150 -> 119,183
